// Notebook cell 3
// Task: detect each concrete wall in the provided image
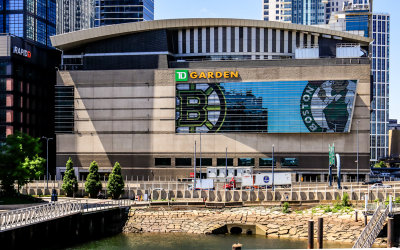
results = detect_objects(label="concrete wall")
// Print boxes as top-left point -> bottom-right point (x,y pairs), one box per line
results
56,61 -> 370,177
389,130 -> 400,157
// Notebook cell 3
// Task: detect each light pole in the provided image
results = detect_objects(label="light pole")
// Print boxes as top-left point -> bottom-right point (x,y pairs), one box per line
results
42,136 -> 53,190
194,141 -> 196,190
357,120 -> 360,184
200,132 -> 202,185
272,144 -> 275,191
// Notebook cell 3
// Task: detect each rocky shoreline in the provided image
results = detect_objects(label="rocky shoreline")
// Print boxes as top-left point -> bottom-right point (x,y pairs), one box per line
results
123,206 -> 387,246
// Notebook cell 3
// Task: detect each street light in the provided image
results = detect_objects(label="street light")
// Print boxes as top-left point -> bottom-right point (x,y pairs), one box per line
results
42,136 -> 53,190
357,120 -> 360,184
272,144 -> 275,191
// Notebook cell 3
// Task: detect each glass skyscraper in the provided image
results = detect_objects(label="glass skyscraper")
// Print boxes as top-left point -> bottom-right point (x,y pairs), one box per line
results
291,0 -> 326,25
370,14 -> 390,162
0,0 -> 56,46
56,0 -> 94,34
94,0 -> 154,27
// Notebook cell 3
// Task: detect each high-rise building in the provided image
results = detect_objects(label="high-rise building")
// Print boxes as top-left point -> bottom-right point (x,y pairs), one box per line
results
262,0 -> 292,22
56,0 -> 94,34
291,0 -> 326,25
370,13 -> 390,162
325,0 -> 347,23
94,0 -> 154,27
0,0 -> 56,46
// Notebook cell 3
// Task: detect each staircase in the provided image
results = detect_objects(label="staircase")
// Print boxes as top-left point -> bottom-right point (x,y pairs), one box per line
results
353,204 -> 390,248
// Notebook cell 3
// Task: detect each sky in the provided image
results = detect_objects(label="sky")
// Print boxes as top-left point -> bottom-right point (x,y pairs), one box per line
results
155,0 -> 399,121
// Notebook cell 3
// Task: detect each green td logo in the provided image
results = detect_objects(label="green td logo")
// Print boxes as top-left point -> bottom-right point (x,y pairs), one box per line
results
175,70 -> 189,82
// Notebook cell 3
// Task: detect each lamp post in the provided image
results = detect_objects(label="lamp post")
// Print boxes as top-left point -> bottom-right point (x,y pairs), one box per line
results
200,132 -> 202,186
356,120 -> 360,184
272,144 -> 275,191
194,141 -> 196,190
42,136 -> 53,190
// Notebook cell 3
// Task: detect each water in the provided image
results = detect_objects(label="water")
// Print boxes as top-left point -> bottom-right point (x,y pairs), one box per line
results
66,233 -> 354,250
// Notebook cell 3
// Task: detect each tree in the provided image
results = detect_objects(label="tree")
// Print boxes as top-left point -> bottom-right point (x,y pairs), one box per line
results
107,162 -> 124,199
85,161 -> 102,198
0,132 -> 45,195
374,161 -> 386,168
62,158 -> 78,197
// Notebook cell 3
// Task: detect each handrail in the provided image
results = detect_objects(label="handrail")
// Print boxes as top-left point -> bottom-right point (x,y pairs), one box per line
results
0,200 -> 81,232
353,205 -> 389,248
0,199 -> 132,232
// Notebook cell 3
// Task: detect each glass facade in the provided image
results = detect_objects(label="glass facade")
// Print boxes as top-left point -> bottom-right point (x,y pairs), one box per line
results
176,80 -> 357,133
292,0 -> 325,25
370,14 -> 390,162
0,0 -> 56,46
94,0 -> 154,27
56,0 -> 94,34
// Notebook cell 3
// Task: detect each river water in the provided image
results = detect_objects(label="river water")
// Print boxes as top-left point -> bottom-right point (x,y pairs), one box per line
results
66,233 -> 354,250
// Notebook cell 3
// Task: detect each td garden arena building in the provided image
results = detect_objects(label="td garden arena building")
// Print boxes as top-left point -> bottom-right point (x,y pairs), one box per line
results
51,18 -> 372,181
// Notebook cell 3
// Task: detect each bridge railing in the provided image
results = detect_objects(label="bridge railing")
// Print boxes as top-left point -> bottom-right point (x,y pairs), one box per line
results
80,199 -> 132,212
0,200 -> 81,232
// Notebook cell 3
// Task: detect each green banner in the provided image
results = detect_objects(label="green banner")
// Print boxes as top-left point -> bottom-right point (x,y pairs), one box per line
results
329,143 -> 335,166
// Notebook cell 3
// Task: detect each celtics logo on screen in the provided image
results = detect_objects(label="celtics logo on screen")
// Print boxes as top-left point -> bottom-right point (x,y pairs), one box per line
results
176,83 -> 227,133
300,80 -> 357,132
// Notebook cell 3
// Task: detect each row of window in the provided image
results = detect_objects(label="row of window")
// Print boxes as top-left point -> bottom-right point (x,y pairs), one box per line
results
154,157 -> 298,167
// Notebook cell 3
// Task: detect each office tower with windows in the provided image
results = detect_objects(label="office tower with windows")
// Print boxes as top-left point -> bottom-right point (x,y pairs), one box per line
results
94,0 -> 154,27
325,0 -> 347,23
370,14 -> 390,162
56,0 -> 94,34
291,0 -> 326,25
0,0 -> 56,46
263,0 -> 292,22
0,0 -> 60,172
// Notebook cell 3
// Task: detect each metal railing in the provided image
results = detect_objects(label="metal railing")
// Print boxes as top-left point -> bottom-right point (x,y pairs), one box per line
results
80,199 -> 132,213
0,200 -> 81,232
0,199 -> 132,232
353,204 -> 389,248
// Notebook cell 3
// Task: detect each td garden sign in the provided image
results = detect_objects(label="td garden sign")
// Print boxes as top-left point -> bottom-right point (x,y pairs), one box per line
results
175,70 -> 239,81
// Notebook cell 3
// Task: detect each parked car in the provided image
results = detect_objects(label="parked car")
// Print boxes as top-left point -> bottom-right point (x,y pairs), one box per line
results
362,180 -> 382,185
370,183 -> 392,189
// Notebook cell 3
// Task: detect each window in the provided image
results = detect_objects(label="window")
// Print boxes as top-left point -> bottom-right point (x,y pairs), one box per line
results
55,86 -> 74,133
155,158 -> 171,166
6,14 -> 23,37
196,158 -> 212,166
37,20 -> 46,44
280,158 -> 298,166
217,158 -> 233,166
238,158 -> 254,166
7,0 -> 23,10
259,158 -> 276,167
175,158 -> 191,166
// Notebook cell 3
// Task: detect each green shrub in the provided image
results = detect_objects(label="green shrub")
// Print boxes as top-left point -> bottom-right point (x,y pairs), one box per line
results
61,158 -> 78,197
85,161 -> 102,198
341,192 -> 350,207
395,197 -> 400,204
282,202 -> 290,213
107,162 -> 124,199
324,206 -> 332,213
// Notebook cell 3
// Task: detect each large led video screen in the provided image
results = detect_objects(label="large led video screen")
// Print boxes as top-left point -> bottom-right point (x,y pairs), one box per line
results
176,80 -> 357,133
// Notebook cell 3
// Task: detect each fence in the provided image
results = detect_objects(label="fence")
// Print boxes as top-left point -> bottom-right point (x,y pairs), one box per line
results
0,199 -> 132,232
